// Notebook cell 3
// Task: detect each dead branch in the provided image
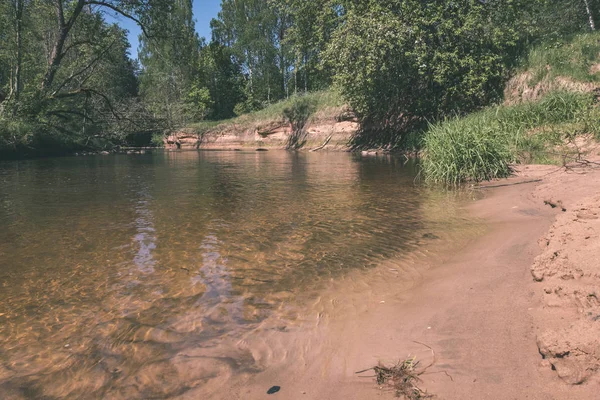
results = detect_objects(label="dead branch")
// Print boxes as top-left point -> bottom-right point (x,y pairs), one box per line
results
310,134 -> 333,152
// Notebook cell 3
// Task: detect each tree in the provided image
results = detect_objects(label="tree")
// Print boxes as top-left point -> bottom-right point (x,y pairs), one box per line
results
211,0 -> 290,110
0,0 -> 170,155
269,0 -> 341,93
195,41 -> 244,119
323,0 -> 530,148
138,0 -> 200,128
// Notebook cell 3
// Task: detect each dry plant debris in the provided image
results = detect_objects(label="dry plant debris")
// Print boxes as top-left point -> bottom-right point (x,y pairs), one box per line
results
356,342 -> 439,399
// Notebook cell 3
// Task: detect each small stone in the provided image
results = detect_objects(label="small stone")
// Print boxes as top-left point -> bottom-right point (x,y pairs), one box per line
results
267,386 -> 281,395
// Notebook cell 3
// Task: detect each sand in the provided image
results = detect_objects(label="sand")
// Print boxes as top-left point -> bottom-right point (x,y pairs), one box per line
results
182,153 -> 600,399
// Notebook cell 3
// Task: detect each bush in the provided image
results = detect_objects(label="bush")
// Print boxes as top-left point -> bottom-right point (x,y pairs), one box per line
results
283,95 -> 317,149
0,119 -> 33,150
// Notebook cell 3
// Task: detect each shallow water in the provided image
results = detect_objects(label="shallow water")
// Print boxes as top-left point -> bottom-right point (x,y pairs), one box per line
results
0,151 -> 480,399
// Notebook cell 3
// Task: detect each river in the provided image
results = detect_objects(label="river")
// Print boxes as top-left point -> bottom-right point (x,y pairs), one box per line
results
0,150 -> 480,399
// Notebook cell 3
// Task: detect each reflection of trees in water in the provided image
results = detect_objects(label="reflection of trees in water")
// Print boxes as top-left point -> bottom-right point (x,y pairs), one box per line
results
196,152 -> 428,301
132,186 -> 157,273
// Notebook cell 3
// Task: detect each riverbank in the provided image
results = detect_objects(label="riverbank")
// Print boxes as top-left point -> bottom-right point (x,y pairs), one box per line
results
188,155 -> 600,399
164,91 -> 357,151
164,118 -> 358,151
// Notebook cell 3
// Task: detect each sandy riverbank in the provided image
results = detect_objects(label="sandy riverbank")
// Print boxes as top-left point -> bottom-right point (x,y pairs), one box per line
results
169,151 -> 600,399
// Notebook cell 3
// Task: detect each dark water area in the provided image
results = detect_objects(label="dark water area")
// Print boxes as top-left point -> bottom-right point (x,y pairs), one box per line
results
0,151 -> 479,399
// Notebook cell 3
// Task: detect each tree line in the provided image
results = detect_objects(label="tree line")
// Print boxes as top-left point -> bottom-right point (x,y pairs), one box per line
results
1,0 -> 599,156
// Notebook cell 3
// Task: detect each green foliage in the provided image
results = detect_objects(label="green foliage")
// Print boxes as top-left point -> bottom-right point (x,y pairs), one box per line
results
520,32 -> 600,86
188,90 -> 343,134
324,0 -> 528,148
268,0 -> 341,92
138,0 -> 200,128
3,0 -> 600,159
0,0 -> 173,157
196,42 -> 244,119
528,0 -> 600,41
185,83 -> 213,121
422,92 -> 597,184
211,0 -> 290,106
422,113 -> 514,185
283,95 -> 317,149
240,90 -> 342,124
0,118 -> 34,150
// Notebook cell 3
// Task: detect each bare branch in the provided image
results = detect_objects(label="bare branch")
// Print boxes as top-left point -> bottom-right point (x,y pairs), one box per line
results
48,109 -> 98,124
86,1 -> 151,38
51,37 -> 119,97
61,39 -> 96,57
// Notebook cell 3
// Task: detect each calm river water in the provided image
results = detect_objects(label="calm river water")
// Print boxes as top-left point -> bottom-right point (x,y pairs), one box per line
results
0,151 -> 479,399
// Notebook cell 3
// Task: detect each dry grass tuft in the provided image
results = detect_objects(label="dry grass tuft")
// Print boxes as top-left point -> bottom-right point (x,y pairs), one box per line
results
357,342 -> 440,399
373,358 -> 433,399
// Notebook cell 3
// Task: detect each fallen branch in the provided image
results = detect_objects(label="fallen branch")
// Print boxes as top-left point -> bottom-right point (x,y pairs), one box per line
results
475,178 -> 543,189
310,134 -> 333,152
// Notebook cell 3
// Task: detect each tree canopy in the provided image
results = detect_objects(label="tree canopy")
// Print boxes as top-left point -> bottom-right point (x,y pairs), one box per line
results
2,0 -> 600,156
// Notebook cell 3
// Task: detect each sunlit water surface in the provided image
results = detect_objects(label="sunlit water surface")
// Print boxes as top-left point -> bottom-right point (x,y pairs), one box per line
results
0,151 -> 481,399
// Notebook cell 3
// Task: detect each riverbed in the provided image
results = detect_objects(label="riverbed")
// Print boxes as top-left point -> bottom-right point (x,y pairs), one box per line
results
0,151 -> 482,399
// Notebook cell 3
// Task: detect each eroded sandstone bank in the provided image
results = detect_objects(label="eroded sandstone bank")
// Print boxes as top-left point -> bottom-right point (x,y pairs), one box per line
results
164,119 -> 359,151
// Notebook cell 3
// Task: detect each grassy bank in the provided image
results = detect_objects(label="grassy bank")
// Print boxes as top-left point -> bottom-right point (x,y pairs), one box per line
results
422,92 -> 599,184
184,90 -> 345,136
422,32 -> 600,185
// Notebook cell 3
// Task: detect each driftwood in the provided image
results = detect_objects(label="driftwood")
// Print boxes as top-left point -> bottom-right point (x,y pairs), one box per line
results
310,135 -> 333,152
476,178 -> 543,189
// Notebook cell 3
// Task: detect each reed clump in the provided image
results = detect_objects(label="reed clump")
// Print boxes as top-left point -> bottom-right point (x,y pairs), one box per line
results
422,91 -> 597,184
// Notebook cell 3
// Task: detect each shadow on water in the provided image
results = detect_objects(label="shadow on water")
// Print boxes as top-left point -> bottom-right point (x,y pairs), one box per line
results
0,151 -> 480,399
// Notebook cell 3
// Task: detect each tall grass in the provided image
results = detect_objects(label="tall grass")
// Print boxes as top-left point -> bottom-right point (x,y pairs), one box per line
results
422,92 -> 596,184
422,114 -> 514,185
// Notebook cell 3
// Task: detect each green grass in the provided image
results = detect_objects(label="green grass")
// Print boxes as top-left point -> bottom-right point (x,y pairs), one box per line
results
422,91 -> 597,184
520,32 -> 600,86
423,31 -> 600,185
187,90 -> 345,135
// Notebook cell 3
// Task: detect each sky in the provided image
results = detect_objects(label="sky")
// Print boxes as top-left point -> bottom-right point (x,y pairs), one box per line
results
104,0 -> 222,59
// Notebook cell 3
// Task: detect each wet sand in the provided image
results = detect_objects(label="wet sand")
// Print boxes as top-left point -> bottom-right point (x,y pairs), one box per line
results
194,159 -> 600,399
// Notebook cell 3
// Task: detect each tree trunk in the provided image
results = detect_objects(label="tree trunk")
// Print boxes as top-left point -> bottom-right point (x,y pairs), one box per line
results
14,0 -> 24,104
41,0 -> 85,92
584,0 -> 596,31
303,53 -> 308,93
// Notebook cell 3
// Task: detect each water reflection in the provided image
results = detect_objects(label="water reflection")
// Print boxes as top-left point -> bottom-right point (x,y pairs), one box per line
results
0,151 -> 480,399
132,187 -> 157,274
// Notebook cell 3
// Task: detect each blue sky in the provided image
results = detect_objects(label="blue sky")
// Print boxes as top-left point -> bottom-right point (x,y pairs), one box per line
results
104,0 -> 222,59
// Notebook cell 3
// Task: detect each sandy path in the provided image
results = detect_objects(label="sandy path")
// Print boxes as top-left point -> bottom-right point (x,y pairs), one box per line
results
186,161 -> 600,400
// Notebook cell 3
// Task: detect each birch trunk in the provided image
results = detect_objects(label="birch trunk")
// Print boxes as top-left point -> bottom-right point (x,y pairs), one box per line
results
584,0 -> 596,31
